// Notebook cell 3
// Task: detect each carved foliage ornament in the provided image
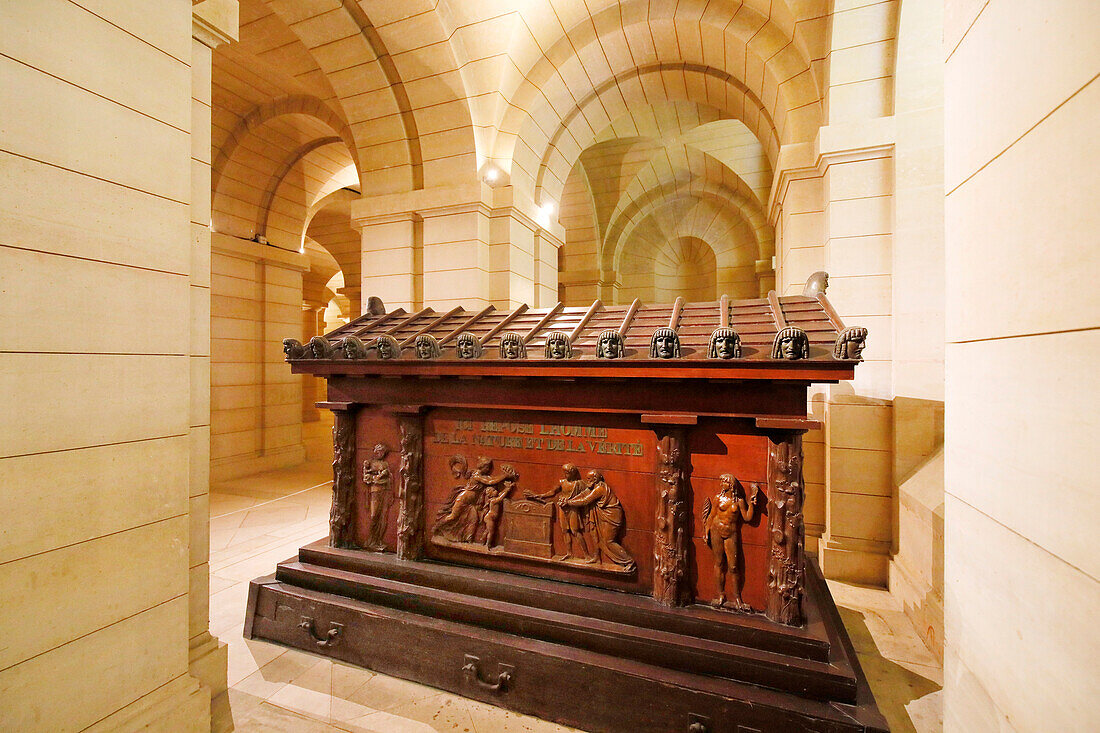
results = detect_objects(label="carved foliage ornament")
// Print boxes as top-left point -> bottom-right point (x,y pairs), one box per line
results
397,417 -> 425,560
329,411 -> 357,548
653,432 -> 688,605
765,435 -> 805,626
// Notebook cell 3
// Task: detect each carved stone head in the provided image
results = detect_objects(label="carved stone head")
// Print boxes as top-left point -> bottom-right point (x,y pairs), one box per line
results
596,330 -> 625,359
832,326 -> 868,361
374,334 -> 401,359
562,463 -> 580,480
341,336 -> 367,359
373,443 -> 389,459
585,469 -> 604,486
414,334 -> 442,360
308,335 -> 334,359
649,328 -> 681,359
802,271 -> 829,298
707,328 -> 742,359
499,332 -> 527,359
283,338 -> 306,360
476,456 -> 493,474
771,327 -> 810,360
455,332 -> 483,359
543,331 -> 572,359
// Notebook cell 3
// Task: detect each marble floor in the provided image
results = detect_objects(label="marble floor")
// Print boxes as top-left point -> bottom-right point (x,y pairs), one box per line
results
209,460 -> 942,733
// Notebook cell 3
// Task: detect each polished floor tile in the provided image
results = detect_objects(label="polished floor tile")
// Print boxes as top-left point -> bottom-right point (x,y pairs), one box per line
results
210,460 -> 941,733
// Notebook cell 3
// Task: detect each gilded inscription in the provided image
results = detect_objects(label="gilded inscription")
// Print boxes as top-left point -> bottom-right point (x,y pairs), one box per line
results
429,420 -> 644,457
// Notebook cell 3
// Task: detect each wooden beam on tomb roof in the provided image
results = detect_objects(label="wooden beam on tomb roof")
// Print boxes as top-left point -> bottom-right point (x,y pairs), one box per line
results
522,302 -> 564,344
766,290 -> 787,330
568,299 -> 603,343
816,293 -> 846,331
617,298 -> 641,336
346,308 -> 405,337
720,294 -> 730,328
668,296 -> 685,330
380,308 -> 434,336
480,304 -> 529,344
438,305 -> 496,345
399,306 -> 463,347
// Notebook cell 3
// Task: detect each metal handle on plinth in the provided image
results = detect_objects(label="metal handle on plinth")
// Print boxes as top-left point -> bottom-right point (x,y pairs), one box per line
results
462,654 -> 514,692
298,616 -> 343,648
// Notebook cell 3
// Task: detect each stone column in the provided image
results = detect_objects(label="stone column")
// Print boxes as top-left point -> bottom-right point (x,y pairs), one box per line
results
351,210 -> 419,311
188,3 -> 237,728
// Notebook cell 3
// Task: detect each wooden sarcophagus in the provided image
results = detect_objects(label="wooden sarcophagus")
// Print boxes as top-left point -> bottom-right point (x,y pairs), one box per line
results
245,291 -> 886,732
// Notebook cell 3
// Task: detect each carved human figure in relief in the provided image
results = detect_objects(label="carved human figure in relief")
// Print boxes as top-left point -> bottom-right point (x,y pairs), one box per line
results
544,331 -> 572,359
596,330 -> 625,359
707,328 -> 742,359
499,332 -> 527,359
563,470 -> 636,571
361,443 -> 393,551
434,456 -> 507,541
649,328 -> 682,359
480,464 -> 519,547
702,475 -> 760,611
833,326 -> 868,361
455,332 -> 483,359
771,327 -> 810,360
414,334 -> 442,360
375,334 -> 401,359
525,464 -> 595,562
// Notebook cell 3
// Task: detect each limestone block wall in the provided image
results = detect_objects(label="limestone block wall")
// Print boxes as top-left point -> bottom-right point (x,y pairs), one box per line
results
210,233 -> 307,481
889,0 -> 946,662
943,0 -> 1100,728
0,1 -> 232,729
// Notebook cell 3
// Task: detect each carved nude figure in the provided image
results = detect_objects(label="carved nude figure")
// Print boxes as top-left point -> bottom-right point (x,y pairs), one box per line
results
525,464 -> 595,562
563,470 -> 635,570
702,475 -> 760,611
361,443 -> 393,551
480,465 -> 519,547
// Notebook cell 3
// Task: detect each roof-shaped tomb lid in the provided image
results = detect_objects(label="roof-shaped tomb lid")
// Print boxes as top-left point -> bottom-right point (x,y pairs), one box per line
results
283,288 -> 869,366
